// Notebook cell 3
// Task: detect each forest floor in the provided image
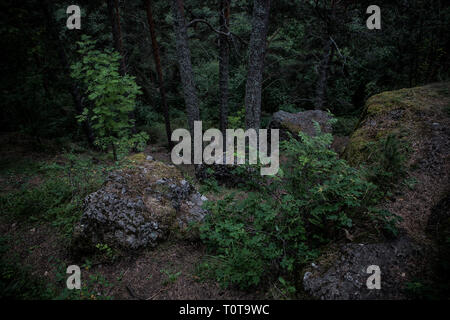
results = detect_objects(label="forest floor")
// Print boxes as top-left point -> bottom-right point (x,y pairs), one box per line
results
0,134 -> 270,300
0,129 -> 351,300
1,82 -> 449,300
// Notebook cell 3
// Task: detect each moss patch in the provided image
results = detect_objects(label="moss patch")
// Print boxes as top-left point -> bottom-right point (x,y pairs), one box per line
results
344,82 -> 450,167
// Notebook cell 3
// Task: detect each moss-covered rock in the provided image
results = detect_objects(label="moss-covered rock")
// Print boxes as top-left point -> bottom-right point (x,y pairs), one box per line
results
344,83 -> 450,167
303,83 -> 450,300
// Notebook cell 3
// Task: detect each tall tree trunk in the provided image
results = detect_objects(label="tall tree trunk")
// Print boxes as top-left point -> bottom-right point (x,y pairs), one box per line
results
106,0 -> 127,75
314,37 -> 334,110
107,0 -> 137,133
41,0 -> 94,146
314,1 -> 337,110
245,0 -> 271,130
145,0 -> 173,148
219,0 -> 230,134
171,0 -> 200,137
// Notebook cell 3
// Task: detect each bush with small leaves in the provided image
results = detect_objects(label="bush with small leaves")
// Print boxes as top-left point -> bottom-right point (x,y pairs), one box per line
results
71,35 -> 148,161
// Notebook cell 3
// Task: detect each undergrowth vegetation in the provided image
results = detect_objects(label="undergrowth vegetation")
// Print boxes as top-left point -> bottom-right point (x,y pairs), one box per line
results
0,149 -> 124,299
0,152 -> 115,239
199,124 -> 404,291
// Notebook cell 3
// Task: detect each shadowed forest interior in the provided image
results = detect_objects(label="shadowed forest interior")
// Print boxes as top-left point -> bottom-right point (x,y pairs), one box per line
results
0,0 -> 449,300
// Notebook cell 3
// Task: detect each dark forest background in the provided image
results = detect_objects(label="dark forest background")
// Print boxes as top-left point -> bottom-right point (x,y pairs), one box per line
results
1,0 -> 450,300
1,0 -> 449,144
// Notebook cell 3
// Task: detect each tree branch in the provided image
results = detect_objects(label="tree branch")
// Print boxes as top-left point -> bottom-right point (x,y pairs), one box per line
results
186,18 -> 248,45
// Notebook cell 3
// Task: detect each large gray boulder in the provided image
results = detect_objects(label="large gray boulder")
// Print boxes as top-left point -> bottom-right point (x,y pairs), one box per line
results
71,154 -> 208,254
268,110 -> 332,140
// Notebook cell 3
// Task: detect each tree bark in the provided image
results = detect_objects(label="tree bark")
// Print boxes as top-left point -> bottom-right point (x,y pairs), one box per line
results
245,0 -> 271,130
106,0 -> 127,76
314,0 -> 337,110
41,0 -> 94,146
219,0 -> 230,134
145,0 -> 173,148
314,37 -> 334,110
107,0 -> 137,133
171,0 -> 200,136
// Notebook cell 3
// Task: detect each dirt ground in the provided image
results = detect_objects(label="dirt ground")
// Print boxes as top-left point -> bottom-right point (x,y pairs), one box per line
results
0,137 -> 267,300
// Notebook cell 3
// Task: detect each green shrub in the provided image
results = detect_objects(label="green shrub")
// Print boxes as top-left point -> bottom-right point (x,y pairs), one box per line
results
199,124 -> 399,290
332,116 -> 359,136
365,133 -> 408,189
71,35 -> 148,160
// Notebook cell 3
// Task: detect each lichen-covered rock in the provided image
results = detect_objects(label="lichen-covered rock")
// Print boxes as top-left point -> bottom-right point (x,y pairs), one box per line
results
303,237 -> 426,300
71,154 -> 208,254
268,110 -> 332,141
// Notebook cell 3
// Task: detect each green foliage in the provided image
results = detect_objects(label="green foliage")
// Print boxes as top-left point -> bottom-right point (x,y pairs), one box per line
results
71,35 -> 148,160
277,276 -> 297,298
0,236 -> 54,299
95,243 -> 117,263
199,168 -> 221,194
0,153 -> 111,239
227,108 -> 246,129
200,125 -> 398,289
279,104 -> 304,114
51,257 -> 114,300
160,269 -> 182,285
333,116 -> 359,136
0,178 -> 73,219
365,134 -> 408,189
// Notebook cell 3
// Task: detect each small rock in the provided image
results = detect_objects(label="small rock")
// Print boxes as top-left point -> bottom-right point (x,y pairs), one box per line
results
303,271 -> 312,282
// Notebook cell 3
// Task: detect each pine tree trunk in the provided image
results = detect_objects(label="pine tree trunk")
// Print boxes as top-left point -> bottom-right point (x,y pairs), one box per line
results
107,0 -> 137,133
107,0 -> 127,76
171,0 -> 200,137
145,0 -> 173,148
314,1 -> 337,110
219,0 -> 230,134
245,0 -> 271,130
314,38 -> 334,110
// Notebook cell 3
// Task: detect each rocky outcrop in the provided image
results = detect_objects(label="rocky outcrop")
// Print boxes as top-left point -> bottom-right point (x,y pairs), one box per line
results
303,237 -> 426,300
304,83 -> 450,299
71,154 -> 208,254
343,83 -> 450,238
268,110 -> 332,140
